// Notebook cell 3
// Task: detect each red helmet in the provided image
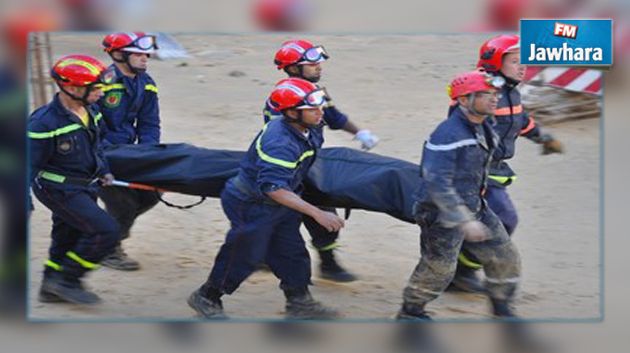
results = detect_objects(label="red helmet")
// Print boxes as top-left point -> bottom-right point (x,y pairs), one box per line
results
274,39 -> 328,69
269,78 -> 328,110
102,32 -> 158,54
477,34 -> 520,72
50,54 -> 108,87
447,70 -> 505,99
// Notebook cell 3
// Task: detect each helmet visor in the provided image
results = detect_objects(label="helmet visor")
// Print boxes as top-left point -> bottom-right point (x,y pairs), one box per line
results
123,35 -> 158,53
298,88 -> 329,109
300,46 -> 329,64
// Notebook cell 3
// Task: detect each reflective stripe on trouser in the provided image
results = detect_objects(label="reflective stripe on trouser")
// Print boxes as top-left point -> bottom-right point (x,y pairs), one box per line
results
206,186 -> 312,294
33,184 -> 120,279
303,206 -> 340,250
98,186 -> 160,241
402,207 -> 521,306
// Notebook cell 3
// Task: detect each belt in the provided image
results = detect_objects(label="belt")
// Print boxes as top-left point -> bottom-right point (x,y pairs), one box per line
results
37,171 -> 98,187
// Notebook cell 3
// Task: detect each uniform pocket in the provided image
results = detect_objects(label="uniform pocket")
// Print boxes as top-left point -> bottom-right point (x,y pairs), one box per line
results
56,135 -> 75,155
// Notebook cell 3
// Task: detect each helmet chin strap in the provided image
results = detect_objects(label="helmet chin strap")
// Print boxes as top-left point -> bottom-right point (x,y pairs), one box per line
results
461,93 -> 487,118
58,83 -> 92,106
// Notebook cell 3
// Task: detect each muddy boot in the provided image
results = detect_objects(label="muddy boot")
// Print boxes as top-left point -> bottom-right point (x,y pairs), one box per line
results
318,249 -> 357,283
187,288 -> 227,319
40,272 -> 101,305
396,303 -> 432,321
284,288 -> 340,320
447,264 -> 485,293
100,245 -> 140,271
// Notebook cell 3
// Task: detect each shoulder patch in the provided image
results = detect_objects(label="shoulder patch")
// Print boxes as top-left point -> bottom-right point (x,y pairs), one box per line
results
103,91 -> 122,108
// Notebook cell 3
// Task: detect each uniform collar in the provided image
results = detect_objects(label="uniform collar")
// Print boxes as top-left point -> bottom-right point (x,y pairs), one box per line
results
51,93 -> 97,127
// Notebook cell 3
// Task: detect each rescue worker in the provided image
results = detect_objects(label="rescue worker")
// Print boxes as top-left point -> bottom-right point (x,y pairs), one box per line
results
263,39 -> 380,282
29,54 -> 119,305
97,32 -> 161,271
397,70 -> 521,320
449,34 -> 564,293
188,78 -> 343,320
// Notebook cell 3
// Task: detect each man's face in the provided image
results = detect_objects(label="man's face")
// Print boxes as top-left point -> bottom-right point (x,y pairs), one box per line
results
299,106 -> 324,126
501,52 -> 525,81
472,88 -> 500,116
298,63 -> 322,82
127,52 -> 149,71
286,106 -> 324,126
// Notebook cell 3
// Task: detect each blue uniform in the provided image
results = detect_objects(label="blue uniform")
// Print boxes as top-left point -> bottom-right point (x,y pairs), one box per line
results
262,98 -> 345,251
402,107 -> 521,307
98,64 -> 160,145
28,94 -> 119,279
484,80 -> 544,234
97,64 -> 161,244
204,117 -> 323,294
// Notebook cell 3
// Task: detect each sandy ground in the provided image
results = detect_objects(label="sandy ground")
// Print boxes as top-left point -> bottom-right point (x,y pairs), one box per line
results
27,34 -> 600,321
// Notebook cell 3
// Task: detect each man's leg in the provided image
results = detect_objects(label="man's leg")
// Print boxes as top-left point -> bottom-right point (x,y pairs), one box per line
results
398,222 -> 464,320
188,189 -> 276,318
464,208 -> 521,318
267,210 -> 338,319
99,187 -> 158,270
34,186 -> 119,304
303,206 -> 357,282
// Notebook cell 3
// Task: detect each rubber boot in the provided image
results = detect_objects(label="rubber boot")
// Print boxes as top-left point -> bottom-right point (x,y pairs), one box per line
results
284,288 -> 339,320
318,249 -> 357,283
396,302 -> 432,321
100,245 -> 140,271
40,272 -> 101,305
447,263 -> 485,293
187,287 -> 227,319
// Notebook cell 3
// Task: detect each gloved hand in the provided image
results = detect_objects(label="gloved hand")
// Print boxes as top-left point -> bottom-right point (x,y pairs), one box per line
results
99,173 -> 115,186
354,130 -> 379,150
542,138 -> 563,155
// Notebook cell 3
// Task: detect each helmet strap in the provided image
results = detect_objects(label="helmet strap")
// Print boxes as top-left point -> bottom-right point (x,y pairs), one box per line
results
462,93 -> 486,118
57,83 -> 91,106
497,70 -> 520,87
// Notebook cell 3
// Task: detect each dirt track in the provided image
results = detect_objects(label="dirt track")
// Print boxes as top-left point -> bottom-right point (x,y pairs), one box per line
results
28,34 -> 600,320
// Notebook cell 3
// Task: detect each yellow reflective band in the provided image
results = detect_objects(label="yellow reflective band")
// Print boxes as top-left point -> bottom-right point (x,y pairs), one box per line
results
255,124 -> 314,169
488,175 -> 518,185
101,83 -> 125,92
39,171 -> 66,183
66,251 -> 99,270
45,260 -> 62,271
93,112 -> 103,123
317,242 -> 340,252
458,253 -> 482,270
145,84 -> 158,93
28,124 -> 83,139
57,59 -> 101,76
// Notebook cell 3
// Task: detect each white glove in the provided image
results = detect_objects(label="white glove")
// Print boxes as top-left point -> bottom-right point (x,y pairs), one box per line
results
354,130 -> 379,150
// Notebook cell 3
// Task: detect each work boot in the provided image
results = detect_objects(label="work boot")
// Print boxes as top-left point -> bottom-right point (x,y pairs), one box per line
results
446,264 -> 485,293
318,249 -> 357,283
187,288 -> 227,319
101,245 -> 140,271
490,298 -> 517,319
395,303 -> 432,321
38,287 -> 65,303
284,288 -> 340,320
40,273 -> 101,305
